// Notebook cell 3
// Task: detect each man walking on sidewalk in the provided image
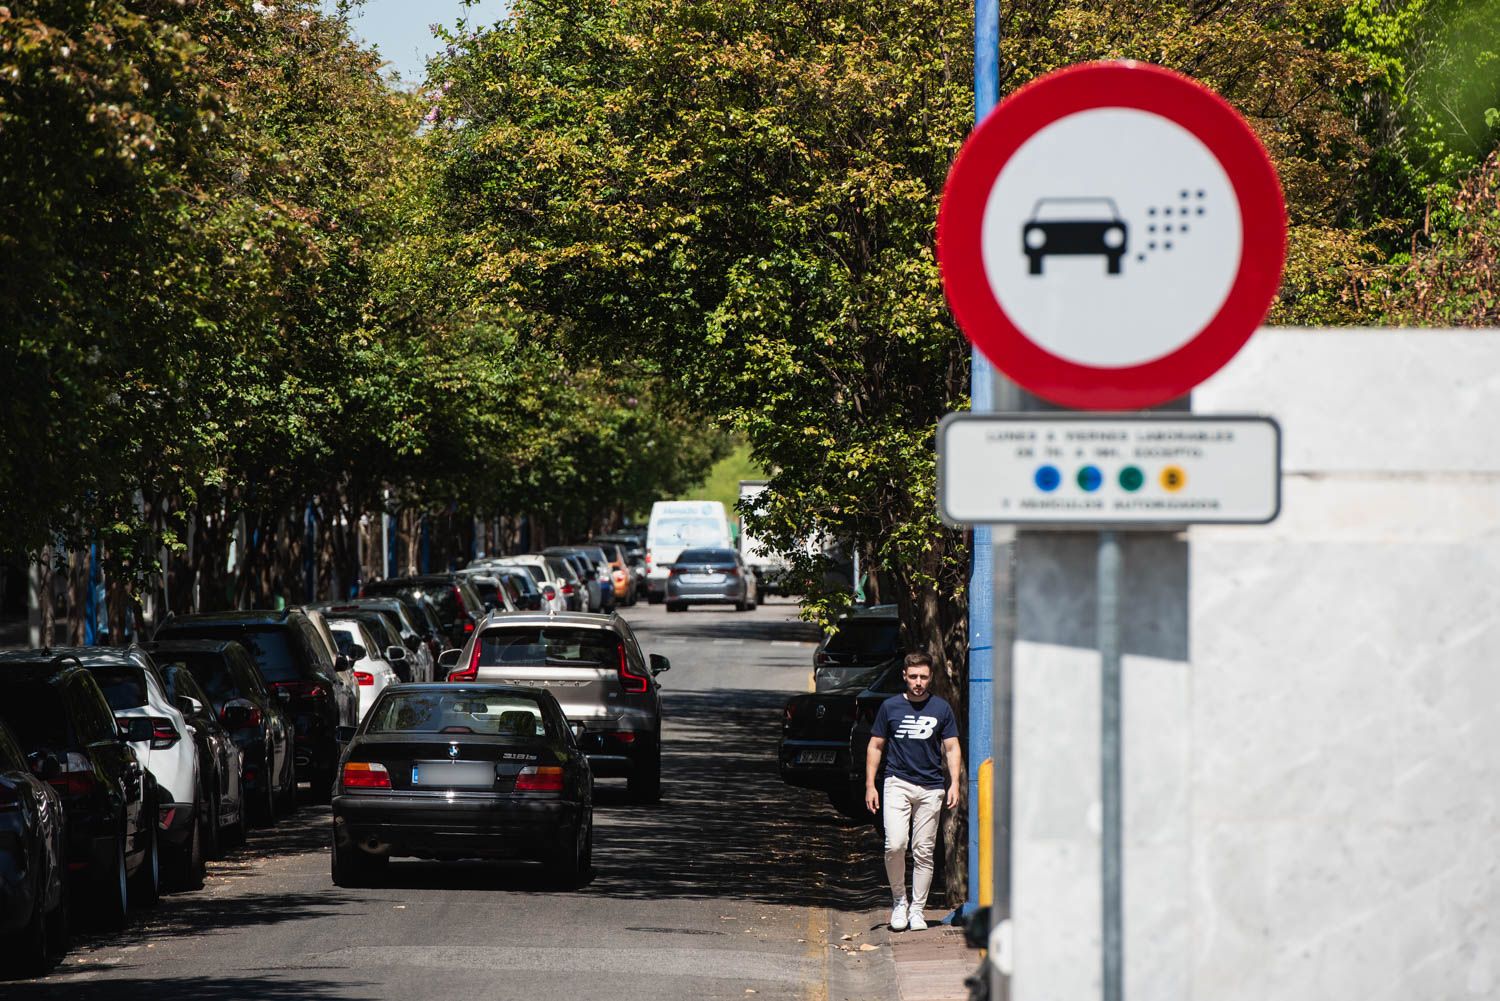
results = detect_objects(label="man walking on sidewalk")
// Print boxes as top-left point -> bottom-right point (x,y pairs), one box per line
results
865,651 -> 962,932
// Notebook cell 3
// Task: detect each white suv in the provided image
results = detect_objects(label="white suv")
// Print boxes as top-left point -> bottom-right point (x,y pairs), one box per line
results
63,647 -> 205,889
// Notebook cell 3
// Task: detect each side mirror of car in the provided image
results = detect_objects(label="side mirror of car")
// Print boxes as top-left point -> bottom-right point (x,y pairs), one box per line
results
385,645 -> 408,662
333,654 -> 353,674
346,645 -> 366,662
649,654 -> 671,676
437,649 -> 462,670
335,725 -> 357,744
175,695 -> 204,717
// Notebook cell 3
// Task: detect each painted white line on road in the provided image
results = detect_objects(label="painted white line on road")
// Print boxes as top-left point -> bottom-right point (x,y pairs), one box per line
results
771,641 -> 817,647
712,639 -> 744,645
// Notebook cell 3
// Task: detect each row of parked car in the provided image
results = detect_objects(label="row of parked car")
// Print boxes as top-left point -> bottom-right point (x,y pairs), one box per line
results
0,580 -> 496,974
0,542 -> 672,972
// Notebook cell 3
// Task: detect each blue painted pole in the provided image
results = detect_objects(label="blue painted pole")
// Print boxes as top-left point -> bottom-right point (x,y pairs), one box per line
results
85,544 -> 100,646
966,0 -> 1001,914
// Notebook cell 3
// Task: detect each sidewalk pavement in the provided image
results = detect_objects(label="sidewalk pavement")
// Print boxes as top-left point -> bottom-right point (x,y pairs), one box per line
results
890,911 -> 982,1001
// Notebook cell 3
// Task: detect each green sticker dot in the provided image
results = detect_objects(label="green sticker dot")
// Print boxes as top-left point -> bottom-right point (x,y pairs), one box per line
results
1119,466 -> 1145,492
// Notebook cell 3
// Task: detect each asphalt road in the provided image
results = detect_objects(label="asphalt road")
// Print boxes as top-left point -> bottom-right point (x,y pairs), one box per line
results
7,598 -> 900,1001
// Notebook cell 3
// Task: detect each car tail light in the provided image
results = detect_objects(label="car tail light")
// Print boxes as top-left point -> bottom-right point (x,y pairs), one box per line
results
448,641 -> 481,682
784,702 -> 795,723
342,761 -> 391,789
608,731 -> 637,744
46,751 -> 97,797
514,765 -> 563,792
463,620 -> 475,634
668,567 -> 680,578
273,680 -> 327,701
562,583 -> 575,595
149,717 -> 180,750
617,644 -> 649,695
724,566 -> 740,577
159,806 -> 177,830
542,585 -> 557,601
354,671 -> 375,686
645,550 -> 653,569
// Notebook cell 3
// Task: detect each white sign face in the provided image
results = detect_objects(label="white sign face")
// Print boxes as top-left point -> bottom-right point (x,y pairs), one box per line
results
938,415 -> 1280,526
980,108 -> 1243,368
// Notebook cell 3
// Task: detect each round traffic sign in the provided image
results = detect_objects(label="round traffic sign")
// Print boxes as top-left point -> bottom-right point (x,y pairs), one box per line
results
937,62 -> 1286,409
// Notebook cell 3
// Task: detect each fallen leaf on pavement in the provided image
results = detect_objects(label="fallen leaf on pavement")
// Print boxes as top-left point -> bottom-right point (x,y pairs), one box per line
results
858,943 -> 878,952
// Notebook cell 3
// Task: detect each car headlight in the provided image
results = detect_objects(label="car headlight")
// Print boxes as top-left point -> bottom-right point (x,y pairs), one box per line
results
1103,226 -> 1125,249
1024,227 -> 1047,249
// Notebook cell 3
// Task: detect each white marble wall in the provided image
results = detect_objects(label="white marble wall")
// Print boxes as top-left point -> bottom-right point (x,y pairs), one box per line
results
1010,330 -> 1500,1001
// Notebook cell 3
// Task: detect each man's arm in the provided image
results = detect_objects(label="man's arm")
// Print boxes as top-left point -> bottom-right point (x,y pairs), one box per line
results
865,735 -> 886,813
943,736 -> 963,810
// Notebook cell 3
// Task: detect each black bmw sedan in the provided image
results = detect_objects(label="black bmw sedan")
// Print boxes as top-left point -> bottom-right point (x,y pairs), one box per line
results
331,684 -> 593,888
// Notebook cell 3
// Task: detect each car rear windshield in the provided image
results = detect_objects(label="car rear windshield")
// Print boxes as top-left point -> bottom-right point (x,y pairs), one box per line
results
511,564 -> 545,584
366,690 -> 551,739
675,548 -> 737,564
0,682 -> 69,750
475,627 -> 622,668
652,519 -> 724,546
826,620 -> 901,657
156,651 -> 241,706
85,665 -> 149,710
158,625 -> 305,684
328,626 -> 366,658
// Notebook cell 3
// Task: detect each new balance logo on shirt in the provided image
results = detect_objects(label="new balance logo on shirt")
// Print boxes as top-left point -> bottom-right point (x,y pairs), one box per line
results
894,715 -> 939,740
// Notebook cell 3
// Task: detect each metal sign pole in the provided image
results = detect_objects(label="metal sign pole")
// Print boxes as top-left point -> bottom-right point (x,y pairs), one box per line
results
1097,530 -> 1123,1001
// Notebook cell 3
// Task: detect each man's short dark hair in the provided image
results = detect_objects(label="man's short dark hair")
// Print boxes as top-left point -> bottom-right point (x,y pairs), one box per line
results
903,652 -> 934,673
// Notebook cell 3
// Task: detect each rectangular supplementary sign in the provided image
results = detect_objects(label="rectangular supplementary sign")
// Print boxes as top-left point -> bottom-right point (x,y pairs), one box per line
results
938,413 -> 1281,527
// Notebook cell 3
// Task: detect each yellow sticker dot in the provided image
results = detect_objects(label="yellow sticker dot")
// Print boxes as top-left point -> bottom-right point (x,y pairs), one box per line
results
1160,465 -> 1187,492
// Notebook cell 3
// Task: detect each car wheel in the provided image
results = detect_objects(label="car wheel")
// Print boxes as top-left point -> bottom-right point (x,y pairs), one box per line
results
166,803 -> 205,892
0,873 -> 53,976
735,596 -> 748,612
127,808 -> 160,909
665,602 -> 685,613
627,740 -> 662,804
202,789 -> 222,861
550,814 -> 594,889
646,592 -> 662,605
96,830 -> 129,930
331,831 -> 385,888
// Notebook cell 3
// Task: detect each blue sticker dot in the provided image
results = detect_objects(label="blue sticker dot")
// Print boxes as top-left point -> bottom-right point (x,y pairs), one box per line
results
1034,465 -> 1062,492
1077,466 -> 1103,492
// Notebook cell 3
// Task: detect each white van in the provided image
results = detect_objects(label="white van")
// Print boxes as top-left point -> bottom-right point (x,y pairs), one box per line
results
645,500 -> 732,602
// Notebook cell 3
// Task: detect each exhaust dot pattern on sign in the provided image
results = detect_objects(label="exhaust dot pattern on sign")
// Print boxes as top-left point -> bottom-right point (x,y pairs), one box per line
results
1136,190 -> 1208,264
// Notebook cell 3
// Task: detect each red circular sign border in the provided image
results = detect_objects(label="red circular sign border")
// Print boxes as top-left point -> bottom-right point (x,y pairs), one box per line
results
937,62 -> 1287,410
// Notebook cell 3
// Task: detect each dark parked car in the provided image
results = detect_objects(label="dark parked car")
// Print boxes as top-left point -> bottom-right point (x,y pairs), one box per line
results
362,575 -> 486,649
333,597 -> 440,682
543,548 -> 613,613
331,684 -> 593,887
148,640 -> 296,826
0,656 -> 159,929
492,568 -> 543,612
779,661 -> 901,818
0,716 -> 67,974
154,609 -> 355,797
156,661 -> 246,860
665,546 -> 759,613
813,605 -> 904,691
456,572 -> 519,615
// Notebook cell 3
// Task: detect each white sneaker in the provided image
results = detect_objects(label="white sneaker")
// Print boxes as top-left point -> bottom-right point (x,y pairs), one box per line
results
907,909 -> 929,931
889,900 -> 909,931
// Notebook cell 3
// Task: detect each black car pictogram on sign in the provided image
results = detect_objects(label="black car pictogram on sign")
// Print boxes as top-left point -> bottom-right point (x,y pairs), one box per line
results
1022,197 -> 1128,276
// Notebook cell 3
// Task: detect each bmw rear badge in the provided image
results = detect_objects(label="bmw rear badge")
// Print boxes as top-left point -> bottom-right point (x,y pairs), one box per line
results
448,743 -> 459,759
815,705 -> 826,719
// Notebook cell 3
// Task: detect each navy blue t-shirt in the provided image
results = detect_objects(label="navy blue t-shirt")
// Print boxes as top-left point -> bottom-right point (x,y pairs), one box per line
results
872,694 -> 958,790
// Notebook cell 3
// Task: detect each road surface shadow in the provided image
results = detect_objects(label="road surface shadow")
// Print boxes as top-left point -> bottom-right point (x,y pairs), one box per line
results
3,974 -> 372,999
626,611 -> 821,647
586,688 -> 888,911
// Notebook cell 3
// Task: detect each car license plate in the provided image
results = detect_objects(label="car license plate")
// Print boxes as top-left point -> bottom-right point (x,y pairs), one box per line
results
797,749 -> 837,765
411,761 -> 495,788
686,573 -> 724,583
